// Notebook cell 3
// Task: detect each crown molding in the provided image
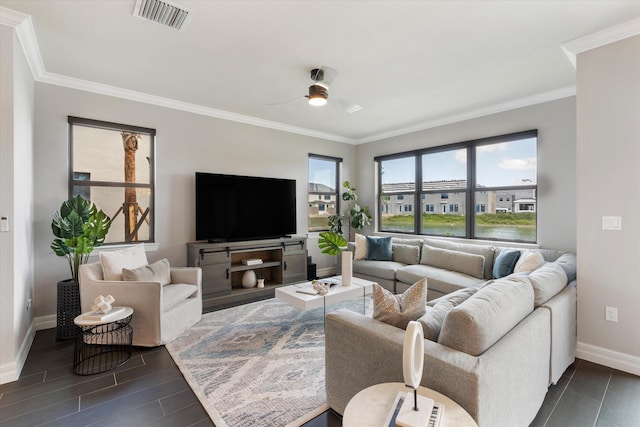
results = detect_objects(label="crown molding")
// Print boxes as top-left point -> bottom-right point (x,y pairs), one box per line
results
354,85 -> 576,145
0,6 -> 27,27
562,17 -> 640,68
38,71 -> 354,143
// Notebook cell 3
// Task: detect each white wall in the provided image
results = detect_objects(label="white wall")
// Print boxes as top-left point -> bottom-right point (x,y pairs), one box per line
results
0,25 -> 35,384
31,83 -> 355,318
576,35 -> 640,373
355,97 -> 577,253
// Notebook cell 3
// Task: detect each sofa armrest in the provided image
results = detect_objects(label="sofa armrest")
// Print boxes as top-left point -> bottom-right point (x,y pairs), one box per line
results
170,267 -> 202,289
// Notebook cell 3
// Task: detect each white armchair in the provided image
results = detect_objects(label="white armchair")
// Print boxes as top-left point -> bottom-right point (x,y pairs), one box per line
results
78,262 -> 202,347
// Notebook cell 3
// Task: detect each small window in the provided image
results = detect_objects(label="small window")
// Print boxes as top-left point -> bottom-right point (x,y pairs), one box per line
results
308,154 -> 341,232
69,117 -> 155,244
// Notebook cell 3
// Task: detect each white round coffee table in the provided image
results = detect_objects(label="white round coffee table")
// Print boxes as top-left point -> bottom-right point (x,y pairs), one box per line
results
343,382 -> 477,427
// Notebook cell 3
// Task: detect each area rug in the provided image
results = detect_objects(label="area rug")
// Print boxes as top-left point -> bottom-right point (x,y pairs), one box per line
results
165,297 -> 370,427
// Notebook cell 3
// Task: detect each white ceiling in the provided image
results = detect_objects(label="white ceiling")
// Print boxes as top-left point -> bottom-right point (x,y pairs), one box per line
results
2,1 -> 640,143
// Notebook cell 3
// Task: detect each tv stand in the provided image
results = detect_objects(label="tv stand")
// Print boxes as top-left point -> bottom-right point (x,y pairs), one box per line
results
187,236 -> 307,310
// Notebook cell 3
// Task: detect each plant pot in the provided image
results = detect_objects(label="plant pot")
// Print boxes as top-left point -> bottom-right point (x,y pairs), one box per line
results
257,278 -> 265,288
57,279 -> 81,340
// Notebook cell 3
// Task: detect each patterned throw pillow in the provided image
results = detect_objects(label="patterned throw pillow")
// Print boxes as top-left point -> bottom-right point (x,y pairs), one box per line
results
373,278 -> 427,329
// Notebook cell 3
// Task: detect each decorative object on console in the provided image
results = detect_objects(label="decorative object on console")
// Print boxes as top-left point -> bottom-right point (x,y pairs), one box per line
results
311,280 -> 330,295
51,195 -> 112,340
242,269 -> 257,288
256,270 -> 265,288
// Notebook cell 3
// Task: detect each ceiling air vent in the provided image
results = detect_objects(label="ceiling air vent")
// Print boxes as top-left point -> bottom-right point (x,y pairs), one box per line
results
133,0 -> 192,31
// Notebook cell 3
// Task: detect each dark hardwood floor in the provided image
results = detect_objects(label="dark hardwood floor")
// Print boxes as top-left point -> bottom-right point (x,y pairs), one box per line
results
1,328 -> 638,426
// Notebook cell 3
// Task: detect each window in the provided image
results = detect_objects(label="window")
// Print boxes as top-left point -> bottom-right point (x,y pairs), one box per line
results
308,154 -> 341,232
69,117 -> 155,244
379,156 -> 416,233
376,130 -> 537,242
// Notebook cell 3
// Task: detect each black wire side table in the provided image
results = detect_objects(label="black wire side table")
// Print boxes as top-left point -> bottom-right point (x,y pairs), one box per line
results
73,307 -> 134,375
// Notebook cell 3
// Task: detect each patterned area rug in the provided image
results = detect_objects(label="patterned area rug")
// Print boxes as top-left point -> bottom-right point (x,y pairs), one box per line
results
166,297 -> 370,427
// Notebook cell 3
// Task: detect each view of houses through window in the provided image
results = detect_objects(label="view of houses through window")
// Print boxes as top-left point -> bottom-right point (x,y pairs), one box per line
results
308,154 -> 341,232
69,117 -> 155,244
377,130 -> 537,242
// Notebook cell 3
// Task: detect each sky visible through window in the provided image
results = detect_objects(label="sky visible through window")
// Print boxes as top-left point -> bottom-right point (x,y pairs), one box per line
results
308,157 -> 337,190
382,138 -> 536,187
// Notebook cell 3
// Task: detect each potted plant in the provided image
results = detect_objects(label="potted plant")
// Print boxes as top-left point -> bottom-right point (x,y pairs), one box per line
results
51,195 -> 112,339
318,181 -> 372,285
256,270 -> 265,288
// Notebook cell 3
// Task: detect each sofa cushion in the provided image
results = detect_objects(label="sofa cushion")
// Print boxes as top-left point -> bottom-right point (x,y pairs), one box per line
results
372,279 -> 427,329
438,275 -> 534,356
366,236 -> 393,261
99,243 -> 148,281
514,250 -> 545,273
553,253 -> 577,282
418,288 -> 477,341
423,238 -> 495,279
420,244 -> 485,279
353,259 -> 405,281
493,249 -> 521,279
396,264 -> 485,295
393,244 -> 420,265
163,283 -> 198,311
122,258 -> 171,286
528,262 -> 568,306
354,233 -> 367,260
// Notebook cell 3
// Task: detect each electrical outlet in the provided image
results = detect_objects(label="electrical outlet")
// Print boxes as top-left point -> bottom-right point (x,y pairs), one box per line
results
605,306 -> 618,322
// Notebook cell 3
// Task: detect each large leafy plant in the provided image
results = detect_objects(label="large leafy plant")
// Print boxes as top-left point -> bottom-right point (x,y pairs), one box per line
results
318,181 -> 372,255
51,195 -> 112,282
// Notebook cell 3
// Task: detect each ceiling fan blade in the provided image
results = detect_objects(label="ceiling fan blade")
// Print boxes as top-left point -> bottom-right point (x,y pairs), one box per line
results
267,95 -> 306,106
329,97 -> 363,114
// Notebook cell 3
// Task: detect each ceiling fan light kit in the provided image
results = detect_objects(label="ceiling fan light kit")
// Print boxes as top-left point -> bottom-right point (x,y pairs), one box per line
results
307,84 -> 328,106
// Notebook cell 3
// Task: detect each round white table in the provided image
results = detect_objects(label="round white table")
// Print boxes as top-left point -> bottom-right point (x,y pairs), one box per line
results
343,382 -> 477,427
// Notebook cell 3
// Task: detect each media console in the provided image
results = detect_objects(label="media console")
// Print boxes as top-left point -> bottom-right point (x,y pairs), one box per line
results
187,236 -> 307,310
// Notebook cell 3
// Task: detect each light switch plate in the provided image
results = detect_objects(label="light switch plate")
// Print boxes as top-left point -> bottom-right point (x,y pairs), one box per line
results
0,216 -> 8,232
602,216 -> 622,231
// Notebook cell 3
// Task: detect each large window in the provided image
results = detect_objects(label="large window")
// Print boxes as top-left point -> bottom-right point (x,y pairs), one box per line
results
69,117 -> 155,244
376,130 -> 537,243
308,154 -> 341,232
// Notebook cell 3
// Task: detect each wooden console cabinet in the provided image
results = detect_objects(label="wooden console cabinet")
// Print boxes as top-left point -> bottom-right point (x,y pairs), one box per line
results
187,237 -> 307,310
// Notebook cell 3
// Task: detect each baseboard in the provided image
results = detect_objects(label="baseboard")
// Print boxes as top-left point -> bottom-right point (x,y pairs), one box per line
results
0,320 -> 36,385
35,314 -> 56,331
576,341 -> 640,376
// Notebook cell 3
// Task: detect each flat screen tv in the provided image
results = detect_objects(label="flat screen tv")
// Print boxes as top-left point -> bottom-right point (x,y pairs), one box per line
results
195,172 -> 297,242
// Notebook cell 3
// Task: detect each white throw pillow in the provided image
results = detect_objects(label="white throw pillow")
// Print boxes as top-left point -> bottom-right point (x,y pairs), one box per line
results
122,258 -> 171,286
100,243 -> 148,281
354,233 -> 367,260
513,250 -> 545,274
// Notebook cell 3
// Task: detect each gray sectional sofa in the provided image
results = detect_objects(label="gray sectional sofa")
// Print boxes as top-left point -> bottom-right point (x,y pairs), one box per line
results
326,237 -> 577,427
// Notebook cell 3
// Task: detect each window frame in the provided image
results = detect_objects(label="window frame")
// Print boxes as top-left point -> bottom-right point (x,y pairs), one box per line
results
376,130 -> 537,243
68,116 -> 156,244
307,154 -> 342,233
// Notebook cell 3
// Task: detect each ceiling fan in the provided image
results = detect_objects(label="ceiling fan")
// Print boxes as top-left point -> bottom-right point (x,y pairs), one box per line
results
271,66 -> 362,113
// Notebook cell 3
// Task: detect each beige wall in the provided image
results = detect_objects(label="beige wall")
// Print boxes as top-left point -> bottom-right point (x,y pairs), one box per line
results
355,97 -> 577,253
0,25 -> 35,383
31,83 -> 356,318
576,35 -> 640,369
